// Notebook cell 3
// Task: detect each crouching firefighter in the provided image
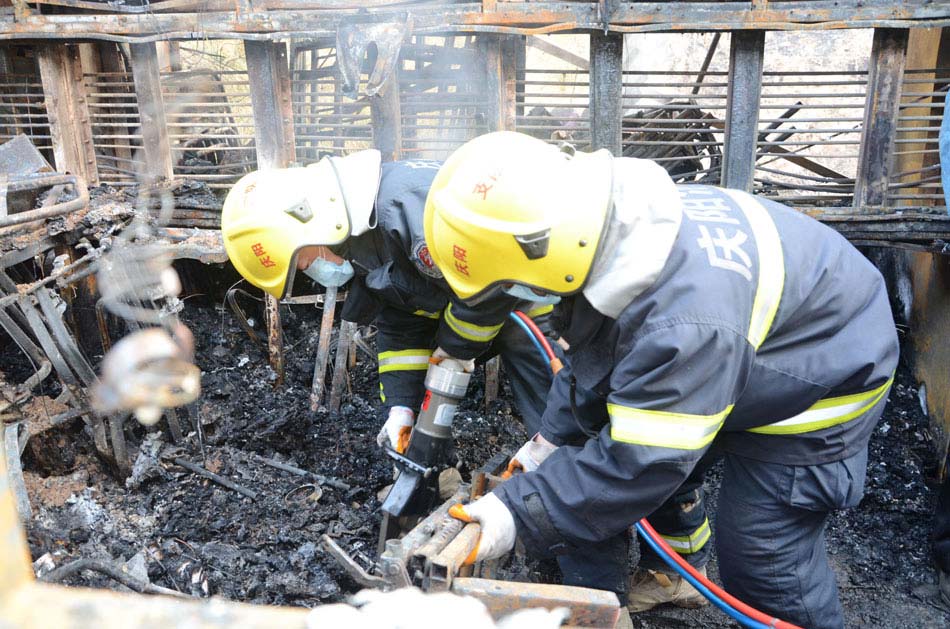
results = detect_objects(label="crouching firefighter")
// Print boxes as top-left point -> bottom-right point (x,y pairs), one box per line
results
426,132 -> 899,629
220,150 -> 562,512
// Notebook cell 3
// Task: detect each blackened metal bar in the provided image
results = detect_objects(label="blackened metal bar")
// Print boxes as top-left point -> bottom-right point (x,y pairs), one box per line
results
722,30 -> 765,191
590,31 -> 623,156
37,43 -> 100,185
265,292 -> 285,387
371,68 -> 402,162
480,35 -> 505,132
480,35 -> 520,132
692,33 -> 722,96
328,319 -> 356,414
854,28 -> 909,209
246,41 -> 296,383
310,285 -> 337,412
130,42 -> 173,182
245,40 -> 296,169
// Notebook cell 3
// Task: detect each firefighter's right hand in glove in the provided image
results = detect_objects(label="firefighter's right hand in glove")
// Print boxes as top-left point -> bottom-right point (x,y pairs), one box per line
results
448,493 -> 516,565
430,347 -> 475,373
503,432 -> 558,478
376,406 -> 414,454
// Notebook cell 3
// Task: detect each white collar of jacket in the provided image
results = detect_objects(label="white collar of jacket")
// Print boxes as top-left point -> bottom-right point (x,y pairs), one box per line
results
328,149 -> 381,236
582,157 -> 682,319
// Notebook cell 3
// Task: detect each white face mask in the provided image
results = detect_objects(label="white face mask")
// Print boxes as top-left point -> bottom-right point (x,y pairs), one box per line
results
502,284 -> 562,305
302,257 -> 354,288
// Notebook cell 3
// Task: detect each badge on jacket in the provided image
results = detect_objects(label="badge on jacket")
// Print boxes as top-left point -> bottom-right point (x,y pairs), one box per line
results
412,241 -> 443,279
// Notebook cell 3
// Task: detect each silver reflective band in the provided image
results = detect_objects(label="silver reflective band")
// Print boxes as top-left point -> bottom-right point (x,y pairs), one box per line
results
661,518 -> 712,554
608,405 -> 732,450
748,377 -> 893,435
722,189 -> 785,350
444,303 -> 503,342
378,349 -> 431,374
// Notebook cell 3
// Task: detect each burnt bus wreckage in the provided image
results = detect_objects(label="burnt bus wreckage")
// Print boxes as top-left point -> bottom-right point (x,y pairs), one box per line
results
1,1 -> 950,628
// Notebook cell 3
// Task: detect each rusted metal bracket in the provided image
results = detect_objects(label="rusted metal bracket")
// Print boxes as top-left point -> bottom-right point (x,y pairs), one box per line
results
452,578 -> 622,627
336,20 -> 410,98
3,422 -> 31,521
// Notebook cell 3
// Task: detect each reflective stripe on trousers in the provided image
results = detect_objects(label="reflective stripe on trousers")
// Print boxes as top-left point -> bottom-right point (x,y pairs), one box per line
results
748,377 -> 893,435
661,517 -> 712,554
377,349 -> 432,374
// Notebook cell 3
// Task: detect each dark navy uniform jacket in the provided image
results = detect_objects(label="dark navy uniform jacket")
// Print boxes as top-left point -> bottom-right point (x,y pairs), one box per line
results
494,184 -> 899,555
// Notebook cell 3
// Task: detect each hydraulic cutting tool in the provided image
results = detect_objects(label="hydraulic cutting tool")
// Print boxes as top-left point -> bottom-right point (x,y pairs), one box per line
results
379,358 -> 471,541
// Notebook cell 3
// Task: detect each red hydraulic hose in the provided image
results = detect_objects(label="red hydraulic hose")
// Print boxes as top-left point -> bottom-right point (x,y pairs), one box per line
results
512,310 -> 563,373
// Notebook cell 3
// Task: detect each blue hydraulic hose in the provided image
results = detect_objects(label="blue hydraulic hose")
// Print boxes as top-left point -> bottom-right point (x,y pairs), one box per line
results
636,522 -> 770,629
508,311 -> 547,361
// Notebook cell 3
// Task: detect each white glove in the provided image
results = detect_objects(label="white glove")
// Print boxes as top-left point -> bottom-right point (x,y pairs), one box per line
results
448,493 -> 517,564
431,347 -> 475,374
376,406 -> 414,453
504,433 -> 558,477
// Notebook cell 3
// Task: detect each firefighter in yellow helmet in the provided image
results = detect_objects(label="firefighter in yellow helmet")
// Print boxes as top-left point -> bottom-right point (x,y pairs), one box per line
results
428,131 -> 898,628
221,150 -> 562,465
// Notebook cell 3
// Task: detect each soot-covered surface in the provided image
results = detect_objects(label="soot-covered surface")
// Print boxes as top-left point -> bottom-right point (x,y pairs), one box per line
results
18,301 -> 950,627
23,300 -> 527,606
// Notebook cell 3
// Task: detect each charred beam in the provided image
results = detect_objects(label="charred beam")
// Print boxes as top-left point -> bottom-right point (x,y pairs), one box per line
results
246,41 -> 295,384
130,42 -> 173,182
854,29 -> 909,209
722,30 -> 765,191
4,2 -> 950,41
245,40 -> 295,169
371,71 -> 401,162
36,44 -> 99,185
481,35 -> 523,132
590,31 -> 623,156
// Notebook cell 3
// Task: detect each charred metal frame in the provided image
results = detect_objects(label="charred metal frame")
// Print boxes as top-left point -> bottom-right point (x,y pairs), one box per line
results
0,6 -> 948,418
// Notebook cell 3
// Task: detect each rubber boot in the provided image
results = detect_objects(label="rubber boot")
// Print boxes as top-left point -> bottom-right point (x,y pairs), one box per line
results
627,566 -> 710,612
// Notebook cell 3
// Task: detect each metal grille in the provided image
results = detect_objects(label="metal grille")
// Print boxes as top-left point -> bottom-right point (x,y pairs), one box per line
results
291,43 -> 373,162
753,69 -> 867,206
621,69 -> 726,185
890,67 -> 949,210
0,73 -> 52,155
162,44 -> 257,191
399,35 -> 487,160
516,35 -> 591,152
85,70 -> 142,187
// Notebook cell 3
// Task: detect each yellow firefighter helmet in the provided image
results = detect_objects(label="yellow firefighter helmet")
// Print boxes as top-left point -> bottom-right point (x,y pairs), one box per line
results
221,151 -> 381,299
423,131 -> 613,303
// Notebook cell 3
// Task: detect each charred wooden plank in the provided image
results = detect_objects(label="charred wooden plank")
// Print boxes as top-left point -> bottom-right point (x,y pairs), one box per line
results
854,29 -> 909,210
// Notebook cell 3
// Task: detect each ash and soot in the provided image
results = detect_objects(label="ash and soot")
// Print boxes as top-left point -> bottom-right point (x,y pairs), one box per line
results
12,292 -> 950,628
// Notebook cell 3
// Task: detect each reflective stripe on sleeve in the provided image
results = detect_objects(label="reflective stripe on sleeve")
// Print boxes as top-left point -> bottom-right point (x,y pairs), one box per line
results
748,376 -> 893,435
608,404 -> 732,450
412,309 -> 442,319
378,349 -> 432,374
444,303 -> 503,343
723,189 -> 785,350
661,518 -> 712,555
524,304 -> 554,319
